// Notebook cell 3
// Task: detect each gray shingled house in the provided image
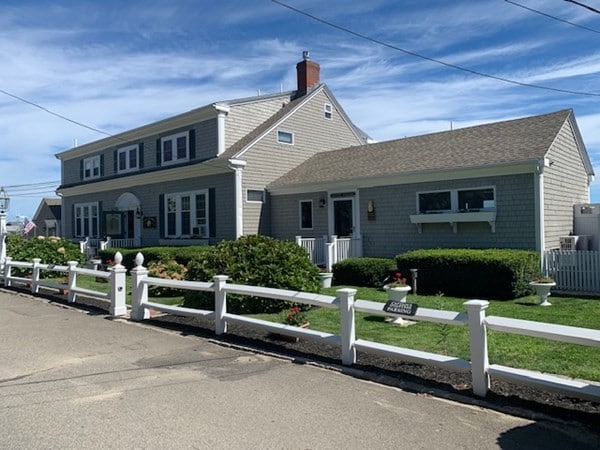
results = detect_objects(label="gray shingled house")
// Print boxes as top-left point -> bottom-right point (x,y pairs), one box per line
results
55,53 -> 368,248
268,109 -> 594,258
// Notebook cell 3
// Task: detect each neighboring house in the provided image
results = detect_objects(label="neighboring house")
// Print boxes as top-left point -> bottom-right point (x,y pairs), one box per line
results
55,53 -> 368,247
32,197 -> 62,237
269,109 -> 594,257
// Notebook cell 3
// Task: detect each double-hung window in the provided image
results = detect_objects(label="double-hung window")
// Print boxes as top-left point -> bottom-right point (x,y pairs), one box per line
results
161,131 -> 189,166
74,202 -> 99,237
83,156 -> 101,180
165,190 -> 208,238
299,200 -> 313,229
117,144 -> 139,173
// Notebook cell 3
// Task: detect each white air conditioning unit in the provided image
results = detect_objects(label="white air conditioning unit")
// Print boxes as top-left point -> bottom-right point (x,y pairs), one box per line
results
559,236 -> 578,250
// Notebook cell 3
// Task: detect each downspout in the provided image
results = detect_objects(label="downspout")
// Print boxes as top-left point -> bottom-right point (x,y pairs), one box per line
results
229,159 -> 246,239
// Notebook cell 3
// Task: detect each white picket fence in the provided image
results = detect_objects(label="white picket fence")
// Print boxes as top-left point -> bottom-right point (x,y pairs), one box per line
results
2,252 -> 599,402
543,249 -> 600,294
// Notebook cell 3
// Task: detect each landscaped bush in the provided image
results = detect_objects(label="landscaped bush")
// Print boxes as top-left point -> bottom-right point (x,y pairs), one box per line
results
99,245 -> 211,270
147,260 -> 188,297
7,234 -> 85,266
332,257 -> 396,288
183,235 -> 320,314
395,248 -> 539,300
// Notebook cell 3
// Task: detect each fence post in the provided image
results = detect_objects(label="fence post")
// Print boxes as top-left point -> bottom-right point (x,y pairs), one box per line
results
31,258 -> 42,294
464,300 -> 490,397
67,261 -> 78,303
213,275 -> 229,335
4,256 -> 12,287
338,288 -> 357,365
130,252 -> 150,321
109,251 -> 127,316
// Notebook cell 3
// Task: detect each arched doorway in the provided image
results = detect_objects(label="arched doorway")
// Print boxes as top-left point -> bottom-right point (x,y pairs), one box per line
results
114,193 -> 142,247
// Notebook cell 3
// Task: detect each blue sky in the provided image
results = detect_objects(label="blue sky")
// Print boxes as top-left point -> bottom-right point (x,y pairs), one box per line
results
1,0 -> 600,220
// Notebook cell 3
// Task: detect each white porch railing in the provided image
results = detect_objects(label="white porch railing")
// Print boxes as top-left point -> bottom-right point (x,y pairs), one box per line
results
79,236 -> 136,258
3,251 -> 599,402
296,235 -> 362,270
543,249 -> 600,294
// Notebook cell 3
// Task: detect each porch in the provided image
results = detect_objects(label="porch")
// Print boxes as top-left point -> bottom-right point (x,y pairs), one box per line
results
296,235 -> 362,270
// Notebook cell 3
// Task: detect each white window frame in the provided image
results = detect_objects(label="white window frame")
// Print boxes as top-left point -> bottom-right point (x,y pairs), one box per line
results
83,156 -> 101,180
246,189 -> 265,203
161,131 -> 189,166
117,144 -> 139,174
299,200 -> 313,230
416,186 -> 496,214
164,189 -> 208,238
324,103 -> 333,119
277,130 -> 294,145
74,202 -> 99,238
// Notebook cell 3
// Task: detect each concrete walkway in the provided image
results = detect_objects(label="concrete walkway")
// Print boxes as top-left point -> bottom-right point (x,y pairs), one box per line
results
0,290 -> 598,449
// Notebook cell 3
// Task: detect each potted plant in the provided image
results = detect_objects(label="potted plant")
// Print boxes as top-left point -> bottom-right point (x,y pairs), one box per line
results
529,276 -> 556,306
318,265 -> 333,288
382,271 -> 411,302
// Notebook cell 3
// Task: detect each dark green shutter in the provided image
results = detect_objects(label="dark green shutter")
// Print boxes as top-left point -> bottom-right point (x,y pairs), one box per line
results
209,188 -> 216,238
156,139 -> 161,166
79,160 -> 84,180
189,129 -> 196,160
138,142 -> 144,169
100,155 -> 104,177
72,204 -> 76,236
158,194 -> 164,237
113,149 -> 118,173
98,201 -> 103,238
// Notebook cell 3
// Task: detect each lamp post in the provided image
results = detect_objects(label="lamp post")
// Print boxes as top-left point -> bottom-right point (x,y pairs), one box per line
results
0,187 -> 10,268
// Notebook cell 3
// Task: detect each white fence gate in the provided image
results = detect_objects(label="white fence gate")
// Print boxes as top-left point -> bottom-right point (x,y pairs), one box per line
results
543,250 -> 600,294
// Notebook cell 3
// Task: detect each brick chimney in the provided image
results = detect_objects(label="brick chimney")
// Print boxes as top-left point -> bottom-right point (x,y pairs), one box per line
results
296,51 -> 320,96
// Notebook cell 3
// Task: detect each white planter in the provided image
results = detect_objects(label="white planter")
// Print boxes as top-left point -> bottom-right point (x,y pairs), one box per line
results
384,285 -> 412,302
319,272 -> 333,288
529,281 -> 556,306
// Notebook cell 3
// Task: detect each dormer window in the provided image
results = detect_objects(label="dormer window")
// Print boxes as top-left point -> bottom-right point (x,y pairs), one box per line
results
83,155 -> 101,180
117,144 -> 139,173
277,130 -> 294,145
324,103 -> 333,119
161,131 -> 189,165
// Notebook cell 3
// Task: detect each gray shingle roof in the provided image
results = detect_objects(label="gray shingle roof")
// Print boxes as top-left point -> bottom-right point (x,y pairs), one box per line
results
269,109 -> 575,187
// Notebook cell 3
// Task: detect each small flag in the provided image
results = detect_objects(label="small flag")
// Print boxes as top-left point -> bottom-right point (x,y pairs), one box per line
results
23,221 -> 36,235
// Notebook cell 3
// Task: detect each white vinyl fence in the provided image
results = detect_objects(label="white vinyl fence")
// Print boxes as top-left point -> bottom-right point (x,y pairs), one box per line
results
543,249 -> 600,294
2,251 -> 599,402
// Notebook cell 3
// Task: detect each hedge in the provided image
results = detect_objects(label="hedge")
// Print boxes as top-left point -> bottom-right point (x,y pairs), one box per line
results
395,248 -> 539,300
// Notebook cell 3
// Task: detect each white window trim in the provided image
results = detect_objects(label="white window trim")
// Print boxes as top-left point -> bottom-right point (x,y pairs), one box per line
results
299,200 -> 313,230
161,131 -> 189,166
164,189 -> 208,238
74,202 -> 99,238
117,144 -> 139,174
83,156 -> 101,180
246,189 -> 265,203
416,186 -> 496,214
277,130 -> 294,145
324,103 -> 333,119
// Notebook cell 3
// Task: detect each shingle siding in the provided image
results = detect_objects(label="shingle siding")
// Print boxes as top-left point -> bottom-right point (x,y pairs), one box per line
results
271,174 -> 537,257
543,119 -> 590,248
241,90 -> 364,235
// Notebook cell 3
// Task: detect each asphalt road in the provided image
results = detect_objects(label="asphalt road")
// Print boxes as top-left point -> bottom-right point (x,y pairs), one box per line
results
0,290 -> 598,449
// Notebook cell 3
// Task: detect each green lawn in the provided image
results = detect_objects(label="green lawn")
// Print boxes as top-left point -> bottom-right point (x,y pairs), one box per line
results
55,275 -> 600,382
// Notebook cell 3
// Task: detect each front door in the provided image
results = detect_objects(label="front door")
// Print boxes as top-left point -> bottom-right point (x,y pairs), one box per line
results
333,198 -> 353,237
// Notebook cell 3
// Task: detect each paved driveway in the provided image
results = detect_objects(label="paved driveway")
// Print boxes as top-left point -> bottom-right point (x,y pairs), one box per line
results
0,290 -> 598,449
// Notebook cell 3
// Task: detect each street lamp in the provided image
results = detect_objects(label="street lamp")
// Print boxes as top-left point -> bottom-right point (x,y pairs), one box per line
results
0,187 -> 10,267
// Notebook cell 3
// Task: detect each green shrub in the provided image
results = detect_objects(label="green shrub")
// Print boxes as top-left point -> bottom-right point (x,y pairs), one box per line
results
99,245 -> 211,270
147,260 -> 188,297
395,248 -> 539,300
183,235 -> 320,314
7,234 -> 84,266
332,257 -> 396,288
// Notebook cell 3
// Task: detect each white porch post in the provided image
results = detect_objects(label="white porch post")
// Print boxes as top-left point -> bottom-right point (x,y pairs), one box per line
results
215,104 -> 230,156
534,160 -> 546,255
229,159 -> 246,239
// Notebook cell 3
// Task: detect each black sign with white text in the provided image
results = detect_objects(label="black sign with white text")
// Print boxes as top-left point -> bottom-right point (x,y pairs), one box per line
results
383,301 -> 418,316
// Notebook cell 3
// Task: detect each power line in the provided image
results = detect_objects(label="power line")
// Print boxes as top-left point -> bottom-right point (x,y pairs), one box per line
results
505,0 -> 600,34
272,0 -> 600,97
565,0 -> 600,14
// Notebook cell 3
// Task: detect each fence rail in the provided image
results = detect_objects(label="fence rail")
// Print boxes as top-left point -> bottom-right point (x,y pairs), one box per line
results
2,251 -> 599,403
